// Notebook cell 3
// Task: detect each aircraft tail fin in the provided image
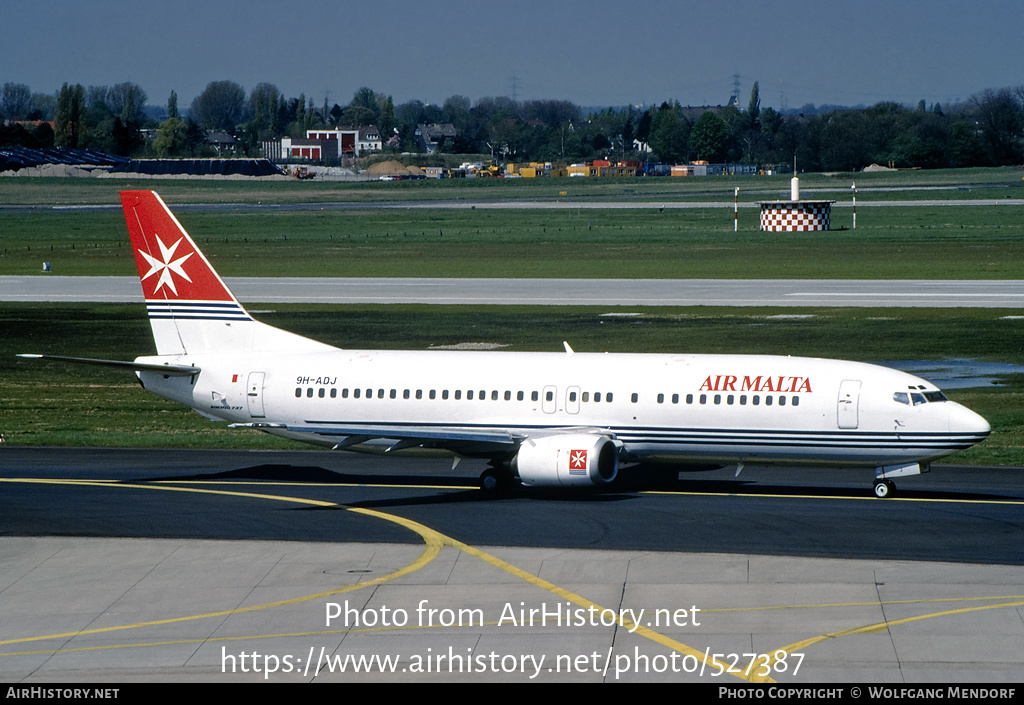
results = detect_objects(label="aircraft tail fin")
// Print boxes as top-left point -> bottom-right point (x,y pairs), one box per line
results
121,191 -> 332,357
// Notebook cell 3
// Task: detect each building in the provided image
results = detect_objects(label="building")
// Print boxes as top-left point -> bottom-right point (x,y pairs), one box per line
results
269,126 -> 382,162
415,123 -> 457,154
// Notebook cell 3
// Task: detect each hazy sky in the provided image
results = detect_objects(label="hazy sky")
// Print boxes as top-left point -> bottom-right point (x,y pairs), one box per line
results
3,0 -> 1022,111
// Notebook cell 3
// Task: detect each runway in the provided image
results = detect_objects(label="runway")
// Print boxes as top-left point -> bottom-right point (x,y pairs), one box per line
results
2,447 -> 1023,682
5,275 -> 1024,307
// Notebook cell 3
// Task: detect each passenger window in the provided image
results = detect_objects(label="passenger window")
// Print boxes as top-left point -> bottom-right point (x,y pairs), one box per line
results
306,388 -> 313,398
517,391 -> 525,401
672,394 -> 679,404
505,391 -> 512,401
532,391 -> 539,402
582,392 -> 589,402
607,392 -> 613,402
318,388 -> 325,398
467,390 -> 474,400
631,393 -> 638,403
792,396 -> 799,406
686,394 -> 693,404
295,388 -> 302,398
657,393 -> 664,404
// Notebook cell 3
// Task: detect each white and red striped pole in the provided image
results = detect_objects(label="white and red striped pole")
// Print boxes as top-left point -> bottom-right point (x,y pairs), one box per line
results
734,188 -> 739,231
851,182 -> 857,229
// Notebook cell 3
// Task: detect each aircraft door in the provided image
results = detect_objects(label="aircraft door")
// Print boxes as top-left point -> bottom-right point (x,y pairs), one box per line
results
837,380 -> 861,429
542,385 -> 557,414
247,371 -> 266,418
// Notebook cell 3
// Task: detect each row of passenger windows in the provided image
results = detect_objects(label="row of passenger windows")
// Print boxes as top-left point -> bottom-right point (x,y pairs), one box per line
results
661,392 -> 800,407
295,387 -> 615,402
293,386 -> 800,407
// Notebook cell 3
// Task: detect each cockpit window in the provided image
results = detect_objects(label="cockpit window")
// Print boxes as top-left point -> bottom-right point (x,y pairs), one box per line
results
894,389 -> 947,405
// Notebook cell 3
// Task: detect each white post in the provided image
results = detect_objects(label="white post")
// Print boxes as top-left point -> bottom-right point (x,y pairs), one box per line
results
852,182 -> 857,230
734,188 -> 739,231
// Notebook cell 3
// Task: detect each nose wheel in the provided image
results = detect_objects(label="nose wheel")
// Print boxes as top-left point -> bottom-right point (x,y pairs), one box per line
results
873,480 -> 895,498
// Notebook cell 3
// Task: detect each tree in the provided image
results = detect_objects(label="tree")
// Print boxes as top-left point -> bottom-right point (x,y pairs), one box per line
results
106,82 -> 147,124
1,83 -> 32,121
689,111 -> 729,162
247,83 -> 280,139
648,102 -> 689,163
972,88 -> 1024,166
54,83 -> 85,148
747,81 -> 761,131
379,96 -> 396,139
190,80 -> 247,131
168,91 -> 179,119
154,117 -> 189,156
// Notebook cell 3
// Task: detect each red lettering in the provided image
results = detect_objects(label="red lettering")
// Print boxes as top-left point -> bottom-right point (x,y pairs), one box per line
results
741,376 -> 762,392
700,374 -> 814,393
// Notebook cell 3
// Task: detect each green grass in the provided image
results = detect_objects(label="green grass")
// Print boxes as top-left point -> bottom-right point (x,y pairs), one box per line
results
0,166 -> 1022,205
2,303 -> 1021,465
4,203 -> 1024,278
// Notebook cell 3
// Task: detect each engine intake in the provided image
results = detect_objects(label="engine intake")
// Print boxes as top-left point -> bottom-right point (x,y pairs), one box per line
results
513,434 -> 619,487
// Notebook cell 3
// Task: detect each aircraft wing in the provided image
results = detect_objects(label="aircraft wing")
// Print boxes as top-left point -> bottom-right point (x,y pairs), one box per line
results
229,422 -> 619,455
229,421 -> 526,453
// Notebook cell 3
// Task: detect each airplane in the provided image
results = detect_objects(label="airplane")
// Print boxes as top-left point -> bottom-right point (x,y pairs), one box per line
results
21,190 -> 991,498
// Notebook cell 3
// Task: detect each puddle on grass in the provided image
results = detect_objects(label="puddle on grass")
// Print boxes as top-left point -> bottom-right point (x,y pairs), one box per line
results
879,359 -> 1024,389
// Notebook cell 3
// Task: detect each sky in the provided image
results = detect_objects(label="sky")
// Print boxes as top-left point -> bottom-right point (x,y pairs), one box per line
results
3,0 -> 1022,112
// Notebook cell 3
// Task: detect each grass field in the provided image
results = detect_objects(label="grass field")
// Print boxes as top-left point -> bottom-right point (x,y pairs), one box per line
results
0,166 -> 1022,205
4,198 -> 1024,279
1,170 -> 1023,464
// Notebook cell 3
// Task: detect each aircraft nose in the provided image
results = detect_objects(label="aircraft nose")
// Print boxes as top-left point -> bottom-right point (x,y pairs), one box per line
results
949,403 -> 991,438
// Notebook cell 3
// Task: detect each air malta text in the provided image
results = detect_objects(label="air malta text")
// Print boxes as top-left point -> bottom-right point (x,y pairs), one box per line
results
698,375 -> 813,394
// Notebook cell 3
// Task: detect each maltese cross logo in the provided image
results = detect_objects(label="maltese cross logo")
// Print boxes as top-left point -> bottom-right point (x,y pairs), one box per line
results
138,235 -> 193,295
569,449 -> 588,470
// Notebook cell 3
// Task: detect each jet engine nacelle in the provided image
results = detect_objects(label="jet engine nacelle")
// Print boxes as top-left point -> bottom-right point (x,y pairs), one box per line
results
513,434 -> 619,487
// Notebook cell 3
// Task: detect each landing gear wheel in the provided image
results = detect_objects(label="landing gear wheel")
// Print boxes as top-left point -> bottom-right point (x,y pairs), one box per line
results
873,480 -> 895,498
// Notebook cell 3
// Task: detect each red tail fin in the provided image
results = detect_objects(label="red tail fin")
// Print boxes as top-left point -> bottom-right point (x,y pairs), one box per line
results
120,190 -> 333,357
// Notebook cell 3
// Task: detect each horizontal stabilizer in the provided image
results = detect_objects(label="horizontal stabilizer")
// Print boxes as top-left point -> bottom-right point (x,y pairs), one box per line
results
17,354 -> 200,376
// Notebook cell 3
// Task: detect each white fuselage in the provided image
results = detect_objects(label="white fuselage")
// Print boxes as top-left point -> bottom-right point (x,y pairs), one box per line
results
138,349 -> 990,469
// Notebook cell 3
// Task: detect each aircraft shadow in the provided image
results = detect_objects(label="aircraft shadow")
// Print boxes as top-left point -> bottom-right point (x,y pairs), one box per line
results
135,464 -> 1015,504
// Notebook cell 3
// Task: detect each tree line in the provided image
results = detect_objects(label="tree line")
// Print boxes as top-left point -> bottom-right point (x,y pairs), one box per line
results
2,79 -> 1022,170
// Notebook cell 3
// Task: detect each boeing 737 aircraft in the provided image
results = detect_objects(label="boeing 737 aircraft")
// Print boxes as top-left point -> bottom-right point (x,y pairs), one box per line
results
22,191 -> 990,497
